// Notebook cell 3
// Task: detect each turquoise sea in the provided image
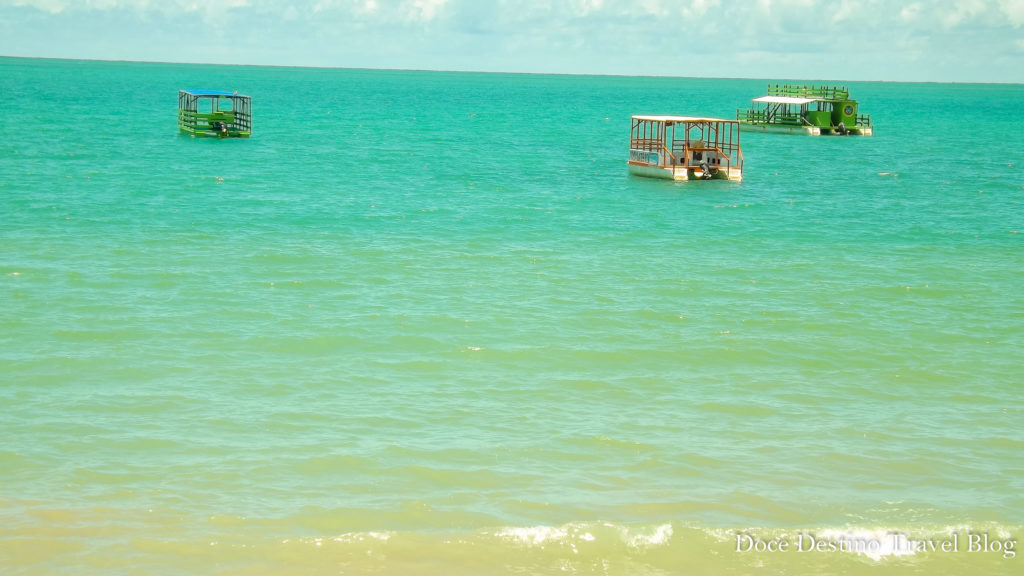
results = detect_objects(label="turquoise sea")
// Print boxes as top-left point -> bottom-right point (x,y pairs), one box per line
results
1,57 -> 1022,575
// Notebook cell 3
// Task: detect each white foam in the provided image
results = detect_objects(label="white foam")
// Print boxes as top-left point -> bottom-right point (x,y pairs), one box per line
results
495,525 -> 569,546
620,523 -> 674,549
330,531 -> 392,543
494,523 -> 600,547
282,532 -> 393,546
495,522 -> 677,550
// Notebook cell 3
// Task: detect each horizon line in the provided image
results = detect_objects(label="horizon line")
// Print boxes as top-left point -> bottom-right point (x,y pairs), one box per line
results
1,54 -> 1021,87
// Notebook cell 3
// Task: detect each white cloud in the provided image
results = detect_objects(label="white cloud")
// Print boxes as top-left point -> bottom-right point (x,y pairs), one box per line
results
4,0 -> 1015,27
756,0 -> 817,12
831,0 -> 856,24
939,0 -> 986,27
7,0 -> 253,17
573,0 -> 605,14
9,0 -> 65,13
999,0 -> 1024,25
405,0 -> 448,22
683,0 -> 722,18
900,3 -> 922,21
1,0 -> 1022,81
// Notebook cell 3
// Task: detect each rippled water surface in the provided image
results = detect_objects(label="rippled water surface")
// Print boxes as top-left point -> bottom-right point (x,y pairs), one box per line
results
1,57 -> 1022,574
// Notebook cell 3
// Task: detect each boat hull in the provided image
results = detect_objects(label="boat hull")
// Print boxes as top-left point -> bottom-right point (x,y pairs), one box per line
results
178,127 -> 251,138
740,122 -> 820,136
739,122 -> 872,136
627,162 -> 741,182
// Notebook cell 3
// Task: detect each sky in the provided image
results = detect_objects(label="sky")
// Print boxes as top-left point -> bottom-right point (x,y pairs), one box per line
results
1,0 -> 1022,83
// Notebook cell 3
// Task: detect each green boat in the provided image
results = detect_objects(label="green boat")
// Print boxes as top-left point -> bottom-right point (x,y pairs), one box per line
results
737,84 -> 872,136
178,89 -> 251,138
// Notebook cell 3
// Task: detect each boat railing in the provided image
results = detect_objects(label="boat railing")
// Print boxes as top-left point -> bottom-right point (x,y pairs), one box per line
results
719,145 -> 743,172
179,109 -> 252,136
737,108 -> 762,123
628,141 -> 678,169
665,147 -> 679,165
737,107 -> 805,126
737,108 -> 778,124
766,83 -> 850,101
630,138 -> 662,151
232,110 -> 252,132
667,143 -> 742,174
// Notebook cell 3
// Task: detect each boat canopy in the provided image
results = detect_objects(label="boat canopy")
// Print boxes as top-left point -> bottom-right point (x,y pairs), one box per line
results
752,96 -> 816,105
182,89 -> 242,96
631,115 -> 736,123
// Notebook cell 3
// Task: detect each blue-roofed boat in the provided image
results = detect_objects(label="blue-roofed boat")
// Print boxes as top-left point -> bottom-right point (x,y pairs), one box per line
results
178,89 -> 251,138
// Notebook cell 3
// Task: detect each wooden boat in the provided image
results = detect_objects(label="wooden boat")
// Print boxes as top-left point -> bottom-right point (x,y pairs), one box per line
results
628,115 -> 743,181
178,90 -> 251,138
737,84 -> 872,136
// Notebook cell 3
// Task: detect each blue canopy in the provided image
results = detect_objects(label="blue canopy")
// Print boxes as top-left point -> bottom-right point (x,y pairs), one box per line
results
181,89 -> 245,97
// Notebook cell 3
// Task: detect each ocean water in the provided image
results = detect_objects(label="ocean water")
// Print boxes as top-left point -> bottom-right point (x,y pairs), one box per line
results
1,57 -> 1022,575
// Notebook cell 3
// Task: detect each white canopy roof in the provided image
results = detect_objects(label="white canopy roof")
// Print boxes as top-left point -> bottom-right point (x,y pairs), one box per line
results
631,115 -> 735,123
752,96 -> 816,105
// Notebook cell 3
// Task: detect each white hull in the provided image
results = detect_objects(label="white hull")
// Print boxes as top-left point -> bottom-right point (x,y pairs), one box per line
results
628,163 -> 742,181
740,123 -> 872,136
628,116 -> 744,183
740,123 -> 820,136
